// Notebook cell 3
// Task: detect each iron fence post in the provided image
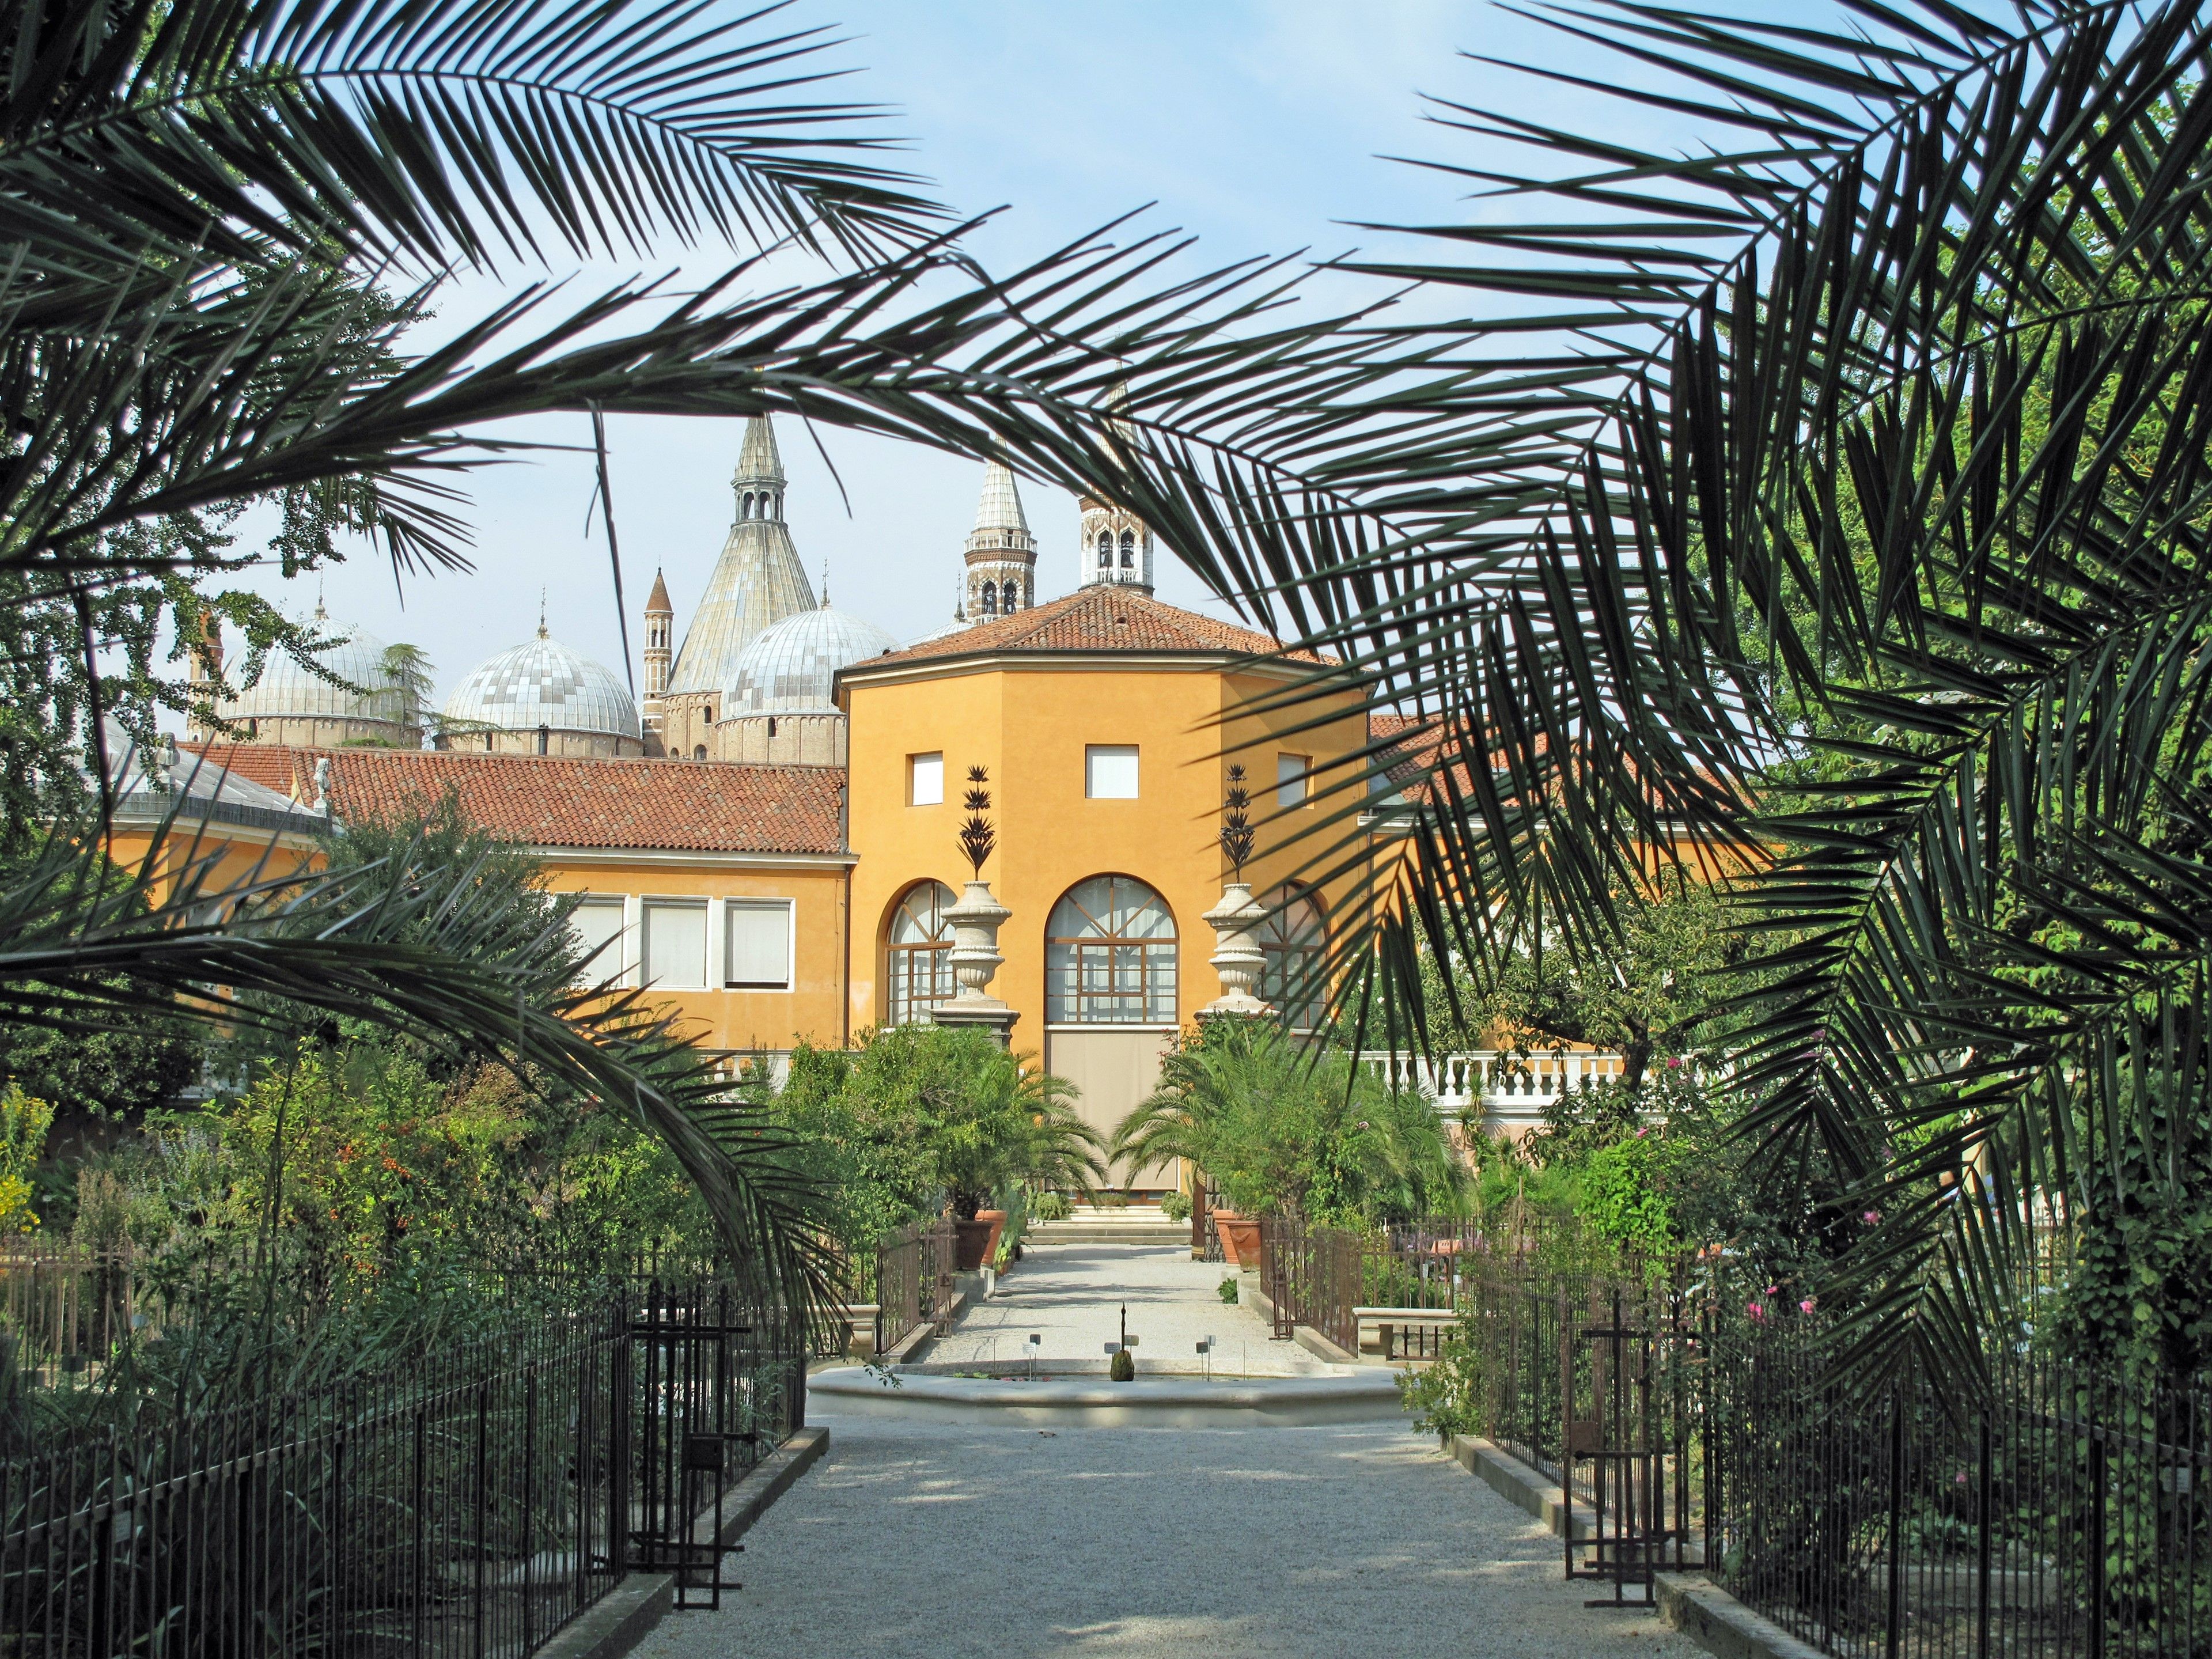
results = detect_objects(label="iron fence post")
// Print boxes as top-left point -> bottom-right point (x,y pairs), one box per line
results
1976,1413 -> 1991,1659
522,1367 -> 538,1654
1887,1384 -> 1904,1659
412,1404 -> 426,1659
2088,1426 -> 2107,1659
475,1381 -> 490,1659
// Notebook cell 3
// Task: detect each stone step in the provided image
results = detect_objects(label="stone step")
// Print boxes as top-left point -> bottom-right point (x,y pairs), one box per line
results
1027,1212 -> 1191,1246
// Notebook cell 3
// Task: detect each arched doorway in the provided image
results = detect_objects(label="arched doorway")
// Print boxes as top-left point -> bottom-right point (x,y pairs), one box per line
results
1255,884 -> 1327,1031
884,880 -> 957,1027
1045,874 -> 1179,1187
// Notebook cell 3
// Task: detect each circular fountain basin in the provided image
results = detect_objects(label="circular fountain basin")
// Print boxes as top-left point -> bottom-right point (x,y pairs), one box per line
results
808,1363 -> 1405,1427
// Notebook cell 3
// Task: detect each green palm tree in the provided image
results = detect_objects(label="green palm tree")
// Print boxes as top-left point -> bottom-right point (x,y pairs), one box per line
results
1232,1 -> 2212,1390
1113,1022 -> 1464,1224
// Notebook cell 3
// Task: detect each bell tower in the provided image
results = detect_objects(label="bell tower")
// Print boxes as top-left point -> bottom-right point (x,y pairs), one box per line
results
965,461 -> 1037,619
641,567 -> 672,755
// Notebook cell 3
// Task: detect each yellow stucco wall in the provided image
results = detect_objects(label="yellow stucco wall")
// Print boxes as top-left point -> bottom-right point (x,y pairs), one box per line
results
104,822 -> 324,907
535,854 -> 852,1055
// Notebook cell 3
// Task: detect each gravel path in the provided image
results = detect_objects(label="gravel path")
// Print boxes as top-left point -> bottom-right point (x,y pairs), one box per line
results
633,1414 -> 1698,1659
927,1241 -> 1324,1376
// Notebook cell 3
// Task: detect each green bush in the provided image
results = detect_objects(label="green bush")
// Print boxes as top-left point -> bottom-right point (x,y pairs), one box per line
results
1218,1275 -> 1239,1305
1109,1347 -> 1135,1381
1032,1190 -> 1072,1222
1158,1189 -> 1191,1222
1111,1020 -> 1467,1226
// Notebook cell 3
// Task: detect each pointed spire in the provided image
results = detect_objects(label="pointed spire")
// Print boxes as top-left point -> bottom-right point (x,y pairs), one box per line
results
971,460 -> 1030,537
733,414 -> 785,485
646,567 -> 672,615
537,588 -> 548,639
820,559 -> 830,610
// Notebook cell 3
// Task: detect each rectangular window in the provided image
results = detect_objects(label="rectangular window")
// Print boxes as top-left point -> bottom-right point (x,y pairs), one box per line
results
1085,744 -> 1139,799
641,899 -> 707,990
909,751 -> 944,806
725,898 -> 794,990
566,895 -> 627,983
1277,752 -> 1310,808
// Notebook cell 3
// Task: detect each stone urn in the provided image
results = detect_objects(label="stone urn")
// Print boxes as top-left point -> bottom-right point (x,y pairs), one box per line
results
933,879 -> 1018,1047
1201,881 -> 1270,1016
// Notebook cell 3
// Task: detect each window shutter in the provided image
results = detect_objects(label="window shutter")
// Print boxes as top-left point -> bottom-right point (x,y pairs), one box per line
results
725,900 -> 793,989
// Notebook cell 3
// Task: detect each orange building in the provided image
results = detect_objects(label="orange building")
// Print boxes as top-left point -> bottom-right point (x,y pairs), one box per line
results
168,417 -> 1420,1178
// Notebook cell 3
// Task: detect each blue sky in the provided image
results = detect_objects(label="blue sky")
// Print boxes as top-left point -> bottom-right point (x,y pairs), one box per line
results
206,1 -> 1802,721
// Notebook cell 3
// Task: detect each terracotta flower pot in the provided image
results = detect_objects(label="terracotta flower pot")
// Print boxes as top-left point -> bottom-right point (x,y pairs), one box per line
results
1215,1212 -> 1262,1268
976,1208 -> 1007,1268
952,1217 -> 996,1271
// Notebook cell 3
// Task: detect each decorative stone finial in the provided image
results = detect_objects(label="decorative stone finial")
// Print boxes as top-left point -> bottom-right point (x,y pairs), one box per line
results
1202,883 -> 1269,1016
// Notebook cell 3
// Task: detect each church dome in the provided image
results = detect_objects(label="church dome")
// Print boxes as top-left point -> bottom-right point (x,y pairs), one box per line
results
724,605 -> 899,717
443,627 -> 638,740
217,607 -> 400,723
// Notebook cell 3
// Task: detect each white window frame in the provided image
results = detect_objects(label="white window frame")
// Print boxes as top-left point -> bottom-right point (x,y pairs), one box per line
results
723,897 -> 796,992
639,897 -> 709,991
910,751 -> 944,806
1277,752 -> 1310,809
1085,744 -> 1140,800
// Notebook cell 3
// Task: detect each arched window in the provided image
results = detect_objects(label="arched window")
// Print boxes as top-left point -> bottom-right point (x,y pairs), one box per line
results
742,491 -> 753,520
1097,531 -> 1113,569
886,880 -> 957,1026
982,580 -> 998,615
1119,529 -> 1135,569
1047,875 -> 1177,1024
1005,579 -> 1021,613
693,744 -> 707,761
1255,885 -> 1327,1031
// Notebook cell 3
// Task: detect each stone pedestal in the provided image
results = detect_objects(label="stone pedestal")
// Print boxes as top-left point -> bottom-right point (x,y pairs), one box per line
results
1202,881 -> 1270,1017
933,878 -> 1018,1049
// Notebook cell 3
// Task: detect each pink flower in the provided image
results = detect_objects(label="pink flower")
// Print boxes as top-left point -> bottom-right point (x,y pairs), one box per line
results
1666,1056 -> 1683,1070
1799,1298 -> 1816,1315
1766,1285 -> 1779,1296
1635,1127 -> 1650,1138
1747,1301 -> 1767,1321
1955,1471 -> 1969,1486
1862,1210 -> 1881,1226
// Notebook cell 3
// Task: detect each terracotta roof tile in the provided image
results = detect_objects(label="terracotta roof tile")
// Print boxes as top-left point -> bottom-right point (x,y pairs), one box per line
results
855,586 -> 1324,671
184,745 -> 846,855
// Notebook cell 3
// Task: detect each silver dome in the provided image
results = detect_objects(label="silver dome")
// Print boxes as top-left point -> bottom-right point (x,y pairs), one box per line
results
442,627 -> 639,738
217,607 -> 400,722
724,605 -> 900,716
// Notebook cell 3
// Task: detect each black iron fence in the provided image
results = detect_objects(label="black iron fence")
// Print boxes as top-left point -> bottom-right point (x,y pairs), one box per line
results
1413,1236 -> 2212,1655
1257,1216 -> 1359,1355
0,1277 -> 803,1657
1705,1315 -> 2211,1658
870,1218 -> 955,1358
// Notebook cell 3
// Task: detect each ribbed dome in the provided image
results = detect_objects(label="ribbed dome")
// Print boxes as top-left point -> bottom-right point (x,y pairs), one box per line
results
442,627 -> 638,738
217,607 -> 400,722
724,605 -> 899,716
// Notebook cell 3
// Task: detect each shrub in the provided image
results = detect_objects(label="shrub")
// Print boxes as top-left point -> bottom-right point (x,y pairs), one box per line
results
1218,1275 -> 1238,1305
1109,1347 -> 1135,1381
1159,1190 -> 1190,1222
1112,1021 -> 1467,1226
1032,1190 -> 1072,1222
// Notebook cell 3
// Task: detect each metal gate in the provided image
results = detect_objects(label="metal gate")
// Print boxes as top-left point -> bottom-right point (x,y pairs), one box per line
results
1561,1281 -> 1690,1607
623,1282 -> 802,1611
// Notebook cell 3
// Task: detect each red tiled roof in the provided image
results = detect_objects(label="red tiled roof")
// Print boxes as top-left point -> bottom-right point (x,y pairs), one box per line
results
854,586 -> 1325,671
185,745 -> 846,855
